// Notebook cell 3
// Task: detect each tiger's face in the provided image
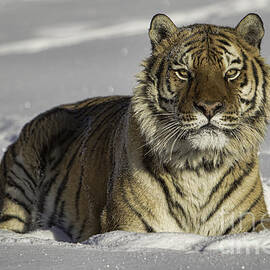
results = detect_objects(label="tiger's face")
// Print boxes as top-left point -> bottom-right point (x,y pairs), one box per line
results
133,13 -> 270,164
165,37 -> 245,150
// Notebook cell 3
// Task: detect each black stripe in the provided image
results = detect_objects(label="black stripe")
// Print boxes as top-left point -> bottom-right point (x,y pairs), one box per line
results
244,61 -> 258,112
206,161 -> 255,222
145,56 -> 156,73
38,172 -> 59,215
76,217 -> 88,242
209,47 -> 223,56
183,38 -> 205,48
247,220 -> 262,233
231,58 -> 241,64
48,127 -> 78,171
2,153 -> 8,179
9,170 -> 36,194
0,214 -> 26,224
181,30 -> 205,43
13,160 -> 37,188
7,177 -> 33,205
59,201 -> 65,221
217,45 -> 232,55
48,129 -> 81,172
216,39 -> 231,47
202,158 -> 215,172
232,178 -> 258,212
9,145 -> 37,188
48,147 -> 80,226
209,53 -> 220,65
191,49 -> 204,59
183,39 -> 198,47
46,131 -> 70,165
173,182 -> 184,197
222,179 -> 259,234
158,95 -> 175,112
252,61 -> 259,88
165,63 -> 175,96
143,220 -> 155,232
120,178 -> 155,233
240,73 -> 248,88
129,173 -> 155,219
240,97 -> 252,105
155,175 -> 185,229
5,193 -> 31,215
183,159 -> 200,176
166,76 -> 174,96
223,190 -> 263,235
156,58 -> 165,90
75,170 -> 83,220
142,57 -> 155,84
214,32 -> 232,41
241,50 -> 248,71
158,95 -> 172,104
255,57 -> 267,104
180,46 -> 197,61
201,165 -> 235,207
50,150 -> 70,171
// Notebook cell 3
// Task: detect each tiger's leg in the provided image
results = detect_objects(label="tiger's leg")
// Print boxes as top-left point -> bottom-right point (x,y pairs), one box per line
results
0,143 -> 36,233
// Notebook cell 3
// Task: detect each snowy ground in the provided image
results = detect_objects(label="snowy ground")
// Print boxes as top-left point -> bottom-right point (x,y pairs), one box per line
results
1,0 -> 270,269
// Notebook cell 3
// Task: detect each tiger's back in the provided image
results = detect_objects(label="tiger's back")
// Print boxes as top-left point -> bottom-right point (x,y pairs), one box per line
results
0,96 -> 130,241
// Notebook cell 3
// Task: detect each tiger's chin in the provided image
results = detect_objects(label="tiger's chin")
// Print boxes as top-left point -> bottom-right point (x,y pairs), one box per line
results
188,128 -> 229,151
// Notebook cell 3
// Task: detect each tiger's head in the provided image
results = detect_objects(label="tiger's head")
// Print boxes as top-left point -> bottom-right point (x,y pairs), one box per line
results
132,13 -> 270,167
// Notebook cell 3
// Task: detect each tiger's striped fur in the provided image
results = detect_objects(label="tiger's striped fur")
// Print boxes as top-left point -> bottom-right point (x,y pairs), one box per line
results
1,13 -> 270,241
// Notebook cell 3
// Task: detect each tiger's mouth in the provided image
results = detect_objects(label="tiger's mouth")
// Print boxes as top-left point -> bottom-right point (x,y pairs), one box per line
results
185,122 -> 230,150
197,123 -> 220,132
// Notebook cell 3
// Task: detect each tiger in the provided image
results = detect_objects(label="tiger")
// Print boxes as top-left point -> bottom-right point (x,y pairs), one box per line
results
0,13 -> 270,242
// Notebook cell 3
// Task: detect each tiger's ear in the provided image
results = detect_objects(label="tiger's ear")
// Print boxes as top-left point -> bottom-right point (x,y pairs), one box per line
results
236,13 -> 264,49
149,14 -> 178,49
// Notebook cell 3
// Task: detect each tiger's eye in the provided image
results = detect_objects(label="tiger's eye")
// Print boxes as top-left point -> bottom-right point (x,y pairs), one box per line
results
175,69 -> 190,81
225,69 -> 241,81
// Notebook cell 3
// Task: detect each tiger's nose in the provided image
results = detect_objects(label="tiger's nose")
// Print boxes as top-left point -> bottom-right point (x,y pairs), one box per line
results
193,101 -> 224,119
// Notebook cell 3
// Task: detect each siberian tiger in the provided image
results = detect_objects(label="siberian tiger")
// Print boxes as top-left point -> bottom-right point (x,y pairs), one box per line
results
0,13 -> 270,242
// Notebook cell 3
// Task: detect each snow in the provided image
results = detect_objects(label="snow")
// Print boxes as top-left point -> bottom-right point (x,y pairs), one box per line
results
1,0 -> 270,269
1,229 -> 270,269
